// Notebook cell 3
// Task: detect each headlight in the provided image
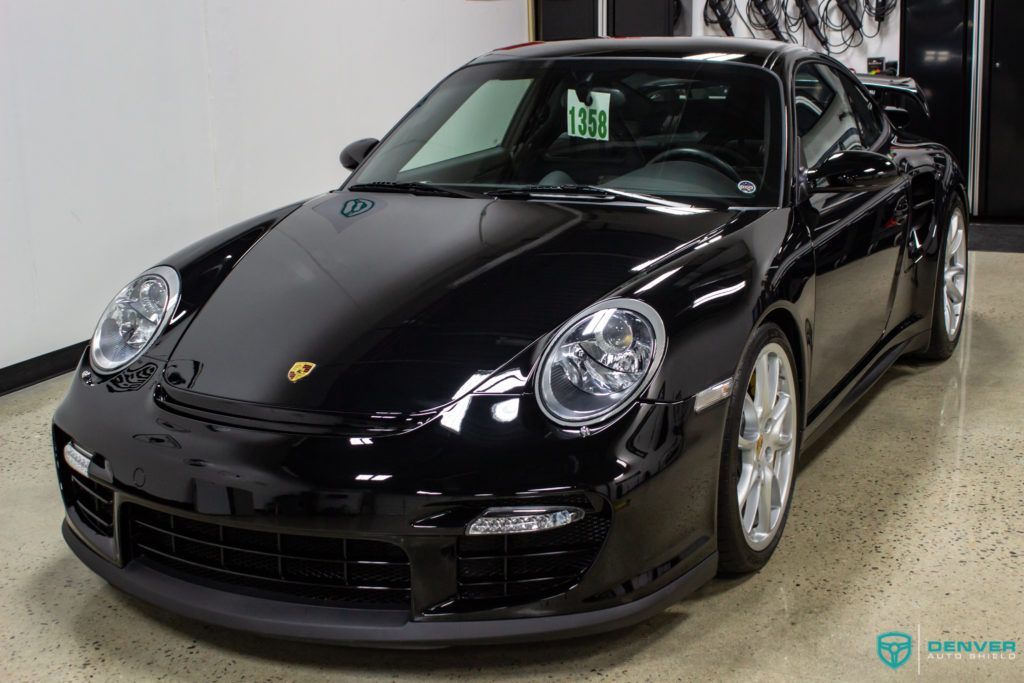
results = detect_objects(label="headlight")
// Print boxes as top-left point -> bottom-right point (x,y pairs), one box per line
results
89,265 -> 180,374
536,298 -> 666,426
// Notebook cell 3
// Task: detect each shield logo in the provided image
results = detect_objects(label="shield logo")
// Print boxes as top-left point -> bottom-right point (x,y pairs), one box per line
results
287,362 -> 316,383
340,198 -> 374,217
877,632 -> 913,670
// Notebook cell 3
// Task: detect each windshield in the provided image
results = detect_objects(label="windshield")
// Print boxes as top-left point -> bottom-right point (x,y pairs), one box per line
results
350,58 -> 784,207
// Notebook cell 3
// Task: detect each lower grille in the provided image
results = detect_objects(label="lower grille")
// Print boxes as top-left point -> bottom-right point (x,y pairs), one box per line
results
125,505 -> 411,608
456,511 -> 610,606
67,469 -> 114,537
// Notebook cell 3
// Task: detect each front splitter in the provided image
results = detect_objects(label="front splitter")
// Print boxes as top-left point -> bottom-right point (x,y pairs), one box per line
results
63,520 -> 717,647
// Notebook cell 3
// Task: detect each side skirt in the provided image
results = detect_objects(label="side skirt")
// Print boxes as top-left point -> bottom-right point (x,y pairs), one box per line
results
803,327 -> 928,449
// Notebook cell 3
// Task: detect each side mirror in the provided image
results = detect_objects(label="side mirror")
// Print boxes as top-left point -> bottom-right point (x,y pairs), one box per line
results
884,106 -> 911,130
806,150 -> 899,193
340,138 -> 379,170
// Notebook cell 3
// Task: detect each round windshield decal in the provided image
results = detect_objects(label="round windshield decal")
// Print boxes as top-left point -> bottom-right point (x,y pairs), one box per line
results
737,180 -> 757,195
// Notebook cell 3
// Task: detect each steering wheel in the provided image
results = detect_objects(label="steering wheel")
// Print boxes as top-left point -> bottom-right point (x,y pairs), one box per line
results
646,147 -> 741,182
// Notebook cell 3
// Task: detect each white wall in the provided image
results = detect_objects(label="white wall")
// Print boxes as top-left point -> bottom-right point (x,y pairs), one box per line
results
691,1 -> 900,72
0,0 -> 527,368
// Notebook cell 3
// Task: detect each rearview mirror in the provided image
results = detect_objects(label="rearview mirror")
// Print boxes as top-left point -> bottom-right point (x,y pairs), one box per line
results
340,138 -> 379,170
884,106 -> 911,130
806,150 -> 899,193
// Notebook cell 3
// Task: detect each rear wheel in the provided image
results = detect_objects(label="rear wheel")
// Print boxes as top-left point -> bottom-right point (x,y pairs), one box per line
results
717,324 -> 801,574
918,201 -> 968,360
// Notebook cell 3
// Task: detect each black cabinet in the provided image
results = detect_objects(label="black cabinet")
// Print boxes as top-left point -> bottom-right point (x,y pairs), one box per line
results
900,0 -> 973,169
534,0 -> 598,40
982,0 -> 1024,218
534,0 -> 685,40
609,0 -> 679,37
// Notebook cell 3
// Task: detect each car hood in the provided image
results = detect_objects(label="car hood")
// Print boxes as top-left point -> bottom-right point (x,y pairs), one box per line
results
166,190 -> 738,414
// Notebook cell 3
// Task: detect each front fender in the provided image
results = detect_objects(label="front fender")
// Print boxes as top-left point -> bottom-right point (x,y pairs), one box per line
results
627,208 -> 814,407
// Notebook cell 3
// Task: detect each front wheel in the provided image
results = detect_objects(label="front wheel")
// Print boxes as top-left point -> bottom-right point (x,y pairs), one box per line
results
717,324 -> 801,574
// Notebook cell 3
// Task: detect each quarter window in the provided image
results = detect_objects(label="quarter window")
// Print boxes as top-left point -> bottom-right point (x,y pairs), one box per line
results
794,63 -> 863,169
839,76 -> 884,147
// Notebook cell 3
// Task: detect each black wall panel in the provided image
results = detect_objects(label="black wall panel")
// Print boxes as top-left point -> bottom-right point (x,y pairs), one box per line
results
609,0 -> 677,37
982,0 -> 1024,218
900,0 -> 973,168
535,0 -> 598,40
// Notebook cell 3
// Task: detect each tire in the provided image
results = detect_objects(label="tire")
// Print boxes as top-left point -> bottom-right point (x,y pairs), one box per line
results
917,200 -> 968,360
717,323 -> 802,575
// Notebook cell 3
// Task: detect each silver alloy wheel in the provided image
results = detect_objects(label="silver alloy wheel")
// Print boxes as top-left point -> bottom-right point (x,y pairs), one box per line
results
737,342 -> 798,551
943,209 -> 968,340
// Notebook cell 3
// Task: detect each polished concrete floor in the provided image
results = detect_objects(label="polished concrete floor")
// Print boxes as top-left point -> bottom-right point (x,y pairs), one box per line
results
1,251 -> 1022,682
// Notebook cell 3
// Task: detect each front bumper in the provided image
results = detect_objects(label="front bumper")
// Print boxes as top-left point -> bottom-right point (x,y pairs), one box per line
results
53,359 -> 728,645
64,521 -> 716,646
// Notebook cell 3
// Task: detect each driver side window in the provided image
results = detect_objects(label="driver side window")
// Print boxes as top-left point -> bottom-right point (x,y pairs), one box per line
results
794,63 -> 863,169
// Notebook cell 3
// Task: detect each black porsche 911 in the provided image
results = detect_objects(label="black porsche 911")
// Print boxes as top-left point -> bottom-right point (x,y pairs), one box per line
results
54,37 -> 968,646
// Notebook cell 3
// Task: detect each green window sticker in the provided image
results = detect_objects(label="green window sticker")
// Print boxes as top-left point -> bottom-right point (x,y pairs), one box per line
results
566,90 -> 610,141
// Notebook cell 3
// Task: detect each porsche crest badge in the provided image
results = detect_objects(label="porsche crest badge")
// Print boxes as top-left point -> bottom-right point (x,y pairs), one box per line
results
287,362 -> 316,383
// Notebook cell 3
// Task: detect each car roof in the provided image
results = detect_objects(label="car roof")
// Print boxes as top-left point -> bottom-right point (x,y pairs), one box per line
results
473,36 -> 811,68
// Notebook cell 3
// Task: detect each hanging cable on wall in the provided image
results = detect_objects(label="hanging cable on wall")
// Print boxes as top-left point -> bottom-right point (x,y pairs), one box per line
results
704,0 -> 758,38
782,1 -> 804,45
790,0 -> 830,50
705,1 -> 831,47
862,0 -> 898,37
701,0 -> 895,64
834,0 -> 863,31
818,0 -> 865,54
747,0 -> 792,42
704,0 -> 737,36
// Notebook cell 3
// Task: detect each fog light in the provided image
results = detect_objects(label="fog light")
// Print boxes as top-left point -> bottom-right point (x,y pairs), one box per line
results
63,442 -> 92,478
466,506 -> 585,535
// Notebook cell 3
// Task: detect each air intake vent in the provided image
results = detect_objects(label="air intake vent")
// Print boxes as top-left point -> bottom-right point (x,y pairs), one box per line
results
67,469 -> 114,537
456,510 -> 610,607
125,505 -> 411,608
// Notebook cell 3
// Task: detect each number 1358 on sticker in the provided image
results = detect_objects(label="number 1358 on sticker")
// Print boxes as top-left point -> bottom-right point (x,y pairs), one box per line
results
567,90 -> 610,142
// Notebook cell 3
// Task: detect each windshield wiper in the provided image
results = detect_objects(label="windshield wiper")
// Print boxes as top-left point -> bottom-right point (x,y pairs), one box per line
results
487,184 -> 615,200
486,184 -> 663,205
347,181 -> 480,199
349,181 -> 673,206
